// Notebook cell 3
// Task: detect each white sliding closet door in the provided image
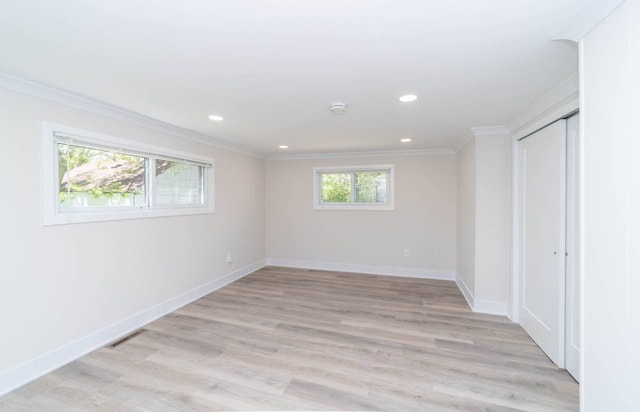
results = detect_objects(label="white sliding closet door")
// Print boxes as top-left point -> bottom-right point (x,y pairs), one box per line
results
518,119 -> 567,367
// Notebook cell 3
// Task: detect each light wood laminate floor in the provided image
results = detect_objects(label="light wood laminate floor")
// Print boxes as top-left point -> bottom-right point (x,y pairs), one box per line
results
0,266 -> 578,411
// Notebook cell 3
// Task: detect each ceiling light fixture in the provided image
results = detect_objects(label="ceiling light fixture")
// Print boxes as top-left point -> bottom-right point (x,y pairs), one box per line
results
330,102 -> 347,114
398,94 -> 418,103
279,145 -> 289,149
208,114 -> 224,121
400,138 -> 412,143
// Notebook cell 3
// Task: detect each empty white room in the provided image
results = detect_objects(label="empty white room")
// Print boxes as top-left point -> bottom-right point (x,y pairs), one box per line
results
0,0 -> 638,411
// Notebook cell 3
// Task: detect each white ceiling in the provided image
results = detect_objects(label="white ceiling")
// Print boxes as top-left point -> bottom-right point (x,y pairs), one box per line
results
0,0 -> 585,155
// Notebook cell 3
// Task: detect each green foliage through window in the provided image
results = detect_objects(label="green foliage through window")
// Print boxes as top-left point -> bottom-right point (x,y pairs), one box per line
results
57,143 -> 146,209
321,173 -> 351,203
355,171 -> 387,203
319,169 -> 389,205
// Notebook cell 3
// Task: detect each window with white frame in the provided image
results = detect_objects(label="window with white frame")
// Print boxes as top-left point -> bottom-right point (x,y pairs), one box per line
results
42,122 -> 215,225
313,165 -> 394,210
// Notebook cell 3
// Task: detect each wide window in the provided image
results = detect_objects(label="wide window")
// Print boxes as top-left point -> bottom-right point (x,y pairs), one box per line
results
313,165 -> 394,210
43,122 -> 214,225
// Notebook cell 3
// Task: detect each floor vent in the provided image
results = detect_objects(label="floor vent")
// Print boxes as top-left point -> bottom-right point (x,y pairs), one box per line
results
106,329 -> 146,349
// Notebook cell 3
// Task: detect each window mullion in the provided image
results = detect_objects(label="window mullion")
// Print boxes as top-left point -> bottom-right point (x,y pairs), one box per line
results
386,171 -> 391,204
148,157 -> 155,209
63,140 -> 71,208
200,166 -> 206,206
351,172 -> 356,204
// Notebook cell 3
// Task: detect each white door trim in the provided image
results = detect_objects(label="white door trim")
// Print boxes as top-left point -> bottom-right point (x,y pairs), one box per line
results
565,113 -> 581,380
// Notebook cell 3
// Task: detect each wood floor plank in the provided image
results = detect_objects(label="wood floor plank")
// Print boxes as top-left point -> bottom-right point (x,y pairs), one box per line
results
0,266 -> 578,411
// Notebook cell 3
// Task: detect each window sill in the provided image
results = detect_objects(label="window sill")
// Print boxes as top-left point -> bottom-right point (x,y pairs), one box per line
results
43,206 -> 215,226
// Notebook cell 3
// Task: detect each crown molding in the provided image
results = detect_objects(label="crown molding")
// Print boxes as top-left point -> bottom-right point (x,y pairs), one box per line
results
266,148 -> 455,161
452,125 -> 510,153
554,0 -> 625,42
0,72 -> 265,159
454,135 -> 475,153
508,72 -> 579,141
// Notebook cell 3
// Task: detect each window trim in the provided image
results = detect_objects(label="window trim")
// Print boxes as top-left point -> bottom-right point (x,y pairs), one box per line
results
42,122 -> 215,225
312,164 -> 395,210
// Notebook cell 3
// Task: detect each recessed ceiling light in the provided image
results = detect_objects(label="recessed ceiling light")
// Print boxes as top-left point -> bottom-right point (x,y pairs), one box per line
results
279,145 -> 289,149
330,102 -> 347,114
400,138 -> 412,143
399,94 -> 418,103
208,114 -> 224,121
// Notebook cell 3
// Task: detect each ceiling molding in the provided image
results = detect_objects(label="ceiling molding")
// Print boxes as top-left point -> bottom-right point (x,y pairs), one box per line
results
554,0 -> 625,42
266,148 -> 455,161
470,125 -> 511,137
0,72 -> 265,159
508,72 -> 579,141
454,135 -> 475,153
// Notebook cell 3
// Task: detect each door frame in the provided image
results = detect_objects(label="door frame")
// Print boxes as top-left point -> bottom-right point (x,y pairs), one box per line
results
565,113 -> 581,379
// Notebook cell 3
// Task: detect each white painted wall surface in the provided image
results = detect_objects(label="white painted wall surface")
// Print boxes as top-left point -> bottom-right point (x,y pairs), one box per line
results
456,139 -> 476,294
475,134 -> 511,304
0,88 -> 265,379
581,0 -> 640,409
455,133 -> 511,314
265,154 -> 457,276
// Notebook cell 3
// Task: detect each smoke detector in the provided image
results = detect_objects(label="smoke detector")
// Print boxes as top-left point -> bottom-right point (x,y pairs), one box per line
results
330,102 -> 347,114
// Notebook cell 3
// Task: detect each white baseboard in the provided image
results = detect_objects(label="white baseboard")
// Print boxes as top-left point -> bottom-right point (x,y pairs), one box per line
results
455,273 -> 508,317
473,299 -> 509,316
506,303 -> 514,321
455,273 -> 475,309
0,260 -> 265,397
265,258 -> 456,281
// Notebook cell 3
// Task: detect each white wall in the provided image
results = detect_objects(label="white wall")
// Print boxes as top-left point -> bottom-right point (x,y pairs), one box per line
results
581,0 -> 640,409
456,140 -> 476,293
265,154 -> 457,277
455,133 -> 511,315
475,134 -> 511,304
0,87 -> 265,389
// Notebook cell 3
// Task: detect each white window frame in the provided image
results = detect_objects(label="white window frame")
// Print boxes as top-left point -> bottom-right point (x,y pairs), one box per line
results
42,122 -> 215,225
313,164 -> 395,211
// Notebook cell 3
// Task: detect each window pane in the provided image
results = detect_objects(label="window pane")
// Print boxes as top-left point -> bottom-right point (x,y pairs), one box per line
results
57,143 -> 147,210
155,160 -> 204,206
321,173 -> 352,203
355,171 -> 387,203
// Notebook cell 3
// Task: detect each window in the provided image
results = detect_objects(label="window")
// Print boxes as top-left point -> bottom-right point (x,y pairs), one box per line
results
313,165 -> 394,210
42,122 -> 214,225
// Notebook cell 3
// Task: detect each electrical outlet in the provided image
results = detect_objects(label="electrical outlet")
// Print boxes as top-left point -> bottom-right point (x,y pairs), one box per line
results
403,249 -> 410,258
226,253 -> 233,263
